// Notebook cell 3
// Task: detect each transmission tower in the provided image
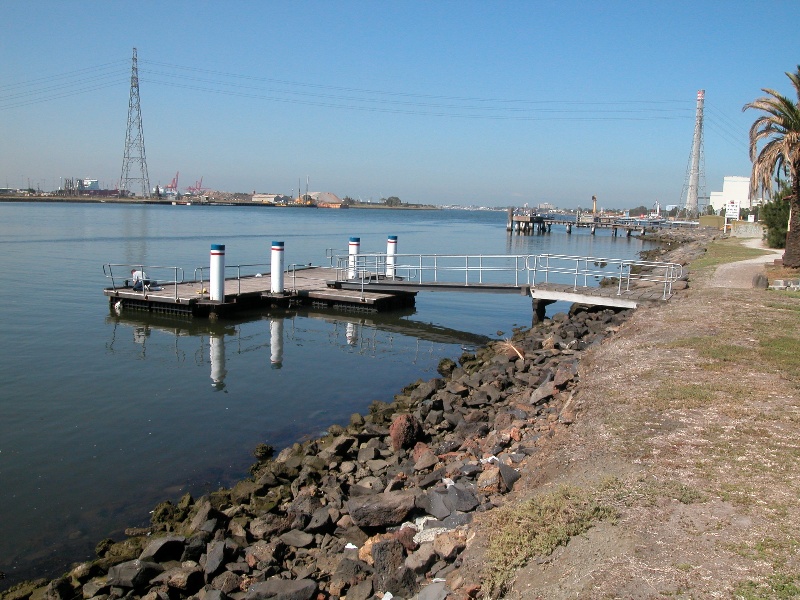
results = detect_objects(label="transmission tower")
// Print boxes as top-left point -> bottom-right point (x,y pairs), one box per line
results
679,90 -> 706,216
119,48 -> 150,198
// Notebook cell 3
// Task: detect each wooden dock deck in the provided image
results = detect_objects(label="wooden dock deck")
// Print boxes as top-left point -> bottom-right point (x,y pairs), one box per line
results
104,266 -> 416,317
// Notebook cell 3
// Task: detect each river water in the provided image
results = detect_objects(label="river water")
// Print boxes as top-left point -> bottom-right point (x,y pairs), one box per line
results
0,202 -> 652,585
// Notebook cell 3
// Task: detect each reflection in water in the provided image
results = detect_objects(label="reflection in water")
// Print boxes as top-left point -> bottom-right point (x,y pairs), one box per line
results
345,321 -> 357,346
270,318 -> 283,369
210,333 -> 227,390
105,307 -> 491,389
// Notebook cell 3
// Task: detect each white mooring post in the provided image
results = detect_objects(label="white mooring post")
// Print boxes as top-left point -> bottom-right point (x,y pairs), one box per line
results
386,235 -> 397,278
271,241 -> 285,293
210,244 -> 225,301
348,236 -> 360,279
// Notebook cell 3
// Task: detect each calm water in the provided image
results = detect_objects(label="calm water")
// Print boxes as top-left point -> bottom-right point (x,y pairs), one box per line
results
0,203 -> 651,585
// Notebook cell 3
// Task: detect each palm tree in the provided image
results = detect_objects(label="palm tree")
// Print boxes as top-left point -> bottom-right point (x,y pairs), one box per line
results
743,65 -> 800,267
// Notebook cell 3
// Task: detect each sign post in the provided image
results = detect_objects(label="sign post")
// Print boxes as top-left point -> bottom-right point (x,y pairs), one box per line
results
724,200 -> 740,232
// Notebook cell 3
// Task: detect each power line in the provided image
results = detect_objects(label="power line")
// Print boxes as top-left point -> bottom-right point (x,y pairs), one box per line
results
0,54 -> 696,123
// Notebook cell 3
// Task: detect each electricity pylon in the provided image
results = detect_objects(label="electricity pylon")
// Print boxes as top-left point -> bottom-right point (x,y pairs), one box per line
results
119,48 -> 150,198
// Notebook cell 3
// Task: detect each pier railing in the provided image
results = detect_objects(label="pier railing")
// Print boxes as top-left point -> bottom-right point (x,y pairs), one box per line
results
528,254 -> 683,299
193,263 -> 318,295
335,252 -> 683,299
336,253 -> 531,287
103,264 -> 186,300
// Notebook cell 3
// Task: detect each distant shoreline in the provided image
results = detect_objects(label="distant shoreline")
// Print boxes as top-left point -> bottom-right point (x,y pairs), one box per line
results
0,196 -> 439,210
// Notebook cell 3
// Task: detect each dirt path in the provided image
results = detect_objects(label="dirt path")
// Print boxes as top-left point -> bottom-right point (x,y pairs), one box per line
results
710,238 -> 782,289
458,236 -> 800,599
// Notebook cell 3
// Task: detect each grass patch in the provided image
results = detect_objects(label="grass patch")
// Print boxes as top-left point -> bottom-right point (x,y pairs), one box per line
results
760,337 -> 800,379
483,485 -> 616,597
667,336 -> 755,364
651,383 -> 715,410
733,573 -> 800,599
691,238 -> 775,271
602,476 -> 706,508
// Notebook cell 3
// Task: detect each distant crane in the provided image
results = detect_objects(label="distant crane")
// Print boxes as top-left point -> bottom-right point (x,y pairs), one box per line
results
165,172 -> 179,195
186,177 -> 207,195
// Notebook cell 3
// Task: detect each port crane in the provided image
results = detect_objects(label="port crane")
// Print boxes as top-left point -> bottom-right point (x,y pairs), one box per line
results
165,172 -> 179,195
186,177 -> 207,195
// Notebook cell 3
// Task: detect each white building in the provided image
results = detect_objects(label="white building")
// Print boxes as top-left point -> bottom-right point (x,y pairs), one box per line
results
709,176 -> 753,213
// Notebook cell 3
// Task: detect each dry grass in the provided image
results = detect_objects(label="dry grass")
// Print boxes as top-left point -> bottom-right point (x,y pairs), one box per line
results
483,485 -> 616,598
458,237 -> 800,598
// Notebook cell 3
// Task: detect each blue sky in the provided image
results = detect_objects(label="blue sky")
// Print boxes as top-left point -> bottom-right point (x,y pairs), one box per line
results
1,0 -> 798,208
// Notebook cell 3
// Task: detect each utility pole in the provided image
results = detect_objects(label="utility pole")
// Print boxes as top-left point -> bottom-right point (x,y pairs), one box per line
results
119,48 -> 150,198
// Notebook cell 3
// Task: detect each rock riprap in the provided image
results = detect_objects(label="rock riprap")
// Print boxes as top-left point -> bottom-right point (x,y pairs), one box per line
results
5,305 -> 633,600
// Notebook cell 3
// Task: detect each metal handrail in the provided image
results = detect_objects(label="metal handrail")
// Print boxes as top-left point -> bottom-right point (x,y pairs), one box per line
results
334,252 -> 682,299
103,263 -> 185,301
336,253 -> 530,287
194,263 -> 271,296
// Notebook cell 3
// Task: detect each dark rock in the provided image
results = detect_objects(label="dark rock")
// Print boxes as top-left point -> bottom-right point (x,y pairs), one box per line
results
414,449 -> 439,471
279,529 -> 314,548
346,579 -> 374,600
434,440 -> 461,455
43,577 -> 72,600
304,506 -> 332,532
418,580 -> 449,600
82,578 -> 110,598
245,539 -> 285,568
405,543 -> 437,574
410,378 -> 442,402
243,578 -> 317,600
95,538 -> 115,558
464,390 -> 490,407
319,435 -> 357,461
211,570 -> 242,595
357,446 -> 378,462
419,467 -> 446,488
329,557 -> 373,596
529,380 -> 556,405
372,539 -> 406,591
553,360 -> 578,388
152,565 -> 204,593
181,532 -> 212,562
442,511 -> 473,529
346,489 -> 417,527
107,559 -> 165,589
418,488 -> 451,520
231,480 -> 262,504
204,540 -> 228,577
250,513 -> 292,540
498,463 -> 521,491
445,484 -> 479,513
139,534 -> 186,563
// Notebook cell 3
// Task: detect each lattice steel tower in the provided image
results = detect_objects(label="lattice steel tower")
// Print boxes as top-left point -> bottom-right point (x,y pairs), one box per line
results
119,48 -> 150,198
679,90 -> 706,216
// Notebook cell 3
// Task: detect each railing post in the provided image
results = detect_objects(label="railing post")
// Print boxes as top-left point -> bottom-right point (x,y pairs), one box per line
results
210,244 -> 225,302
271,241 -> 285,293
